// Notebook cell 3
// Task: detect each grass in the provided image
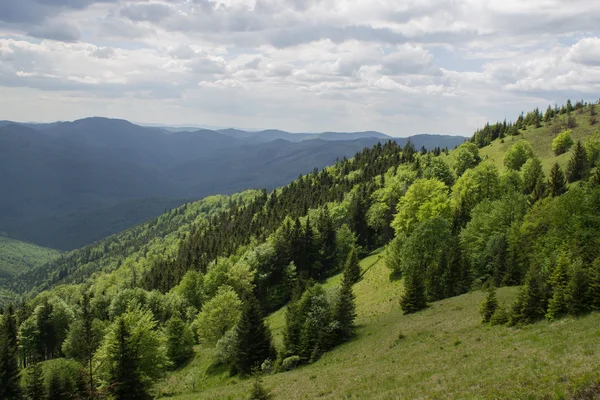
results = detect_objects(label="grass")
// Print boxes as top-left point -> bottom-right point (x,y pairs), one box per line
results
0,236 -> 60,278
478,108 -> 598,174
155,253 -> 600,399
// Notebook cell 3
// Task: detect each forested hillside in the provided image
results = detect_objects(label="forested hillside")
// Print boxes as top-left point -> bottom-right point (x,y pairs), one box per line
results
1,100 -> 600,399
0,118 -> 465,251
0,237 -> 60,280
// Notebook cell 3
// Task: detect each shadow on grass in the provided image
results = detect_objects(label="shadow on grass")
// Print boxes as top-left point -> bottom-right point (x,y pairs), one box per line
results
389,270 -> 402,282
205,361 -> 234,377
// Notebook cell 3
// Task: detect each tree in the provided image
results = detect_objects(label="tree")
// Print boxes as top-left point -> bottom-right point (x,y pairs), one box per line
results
566,141 -> 590,183
315,208 -> 337,279
423,157 -> 455,187
107,318 -> 149,400
480,285 -> 498,323
548,163 -> 566,197
546,256 -> 570,320
400,270 -> 427,314
248,374 -> 271,400
194,285 -> 242,344
95,307 -> 169,398
331,261 -> 357,344
335,224 -> 358,272
343,247 -> 361,285
234,297 -> 276,375
521,158 -> 544,195
391,178 -> 451,236
585,130 -> 600,167
24,362 -> 45,400
552,129 -> 574,155
454,142 -> 480,176
0,305 -> 22,400
165,317 -> 194,368
509,266 -> 548,325
566,262 -> 589,315
451,162 -> 501,222
588,257 -> 600,311
504,141 -> 534,170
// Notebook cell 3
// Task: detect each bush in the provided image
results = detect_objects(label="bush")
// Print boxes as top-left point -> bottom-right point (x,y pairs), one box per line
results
552,130 -> 574,155
479,286 -> 498,323
489,306 -> 509,326
281,355 -> 301,371
215,328 -> 238,365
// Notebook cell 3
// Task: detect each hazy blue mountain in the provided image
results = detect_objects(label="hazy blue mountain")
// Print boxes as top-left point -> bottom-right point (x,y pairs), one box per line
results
0,118 -> 466,250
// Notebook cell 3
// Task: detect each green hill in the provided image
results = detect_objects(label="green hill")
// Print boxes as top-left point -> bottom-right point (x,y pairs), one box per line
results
0,236 -> 60,279
156,254 -> 600,399
2,99 -> 600,400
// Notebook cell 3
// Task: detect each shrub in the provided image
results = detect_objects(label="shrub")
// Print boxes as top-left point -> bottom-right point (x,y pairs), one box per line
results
489,306 -> 509,326
552,130 -> 574,155
281,355 -> 301,371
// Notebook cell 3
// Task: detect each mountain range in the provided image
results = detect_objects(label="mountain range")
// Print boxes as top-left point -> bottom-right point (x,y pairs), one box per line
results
0,117 -> 466,250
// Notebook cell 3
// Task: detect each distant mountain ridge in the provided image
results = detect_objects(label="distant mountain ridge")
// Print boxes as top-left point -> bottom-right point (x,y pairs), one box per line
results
0,117 -> 466,250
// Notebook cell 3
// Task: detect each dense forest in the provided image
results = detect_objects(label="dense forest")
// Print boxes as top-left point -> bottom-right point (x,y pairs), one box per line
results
1,100 -> 600,399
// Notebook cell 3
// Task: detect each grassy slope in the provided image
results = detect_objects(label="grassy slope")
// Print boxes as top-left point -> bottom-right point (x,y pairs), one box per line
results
0,236 -> 60,278
156,254 -> 600,399
478,109 -> 598,174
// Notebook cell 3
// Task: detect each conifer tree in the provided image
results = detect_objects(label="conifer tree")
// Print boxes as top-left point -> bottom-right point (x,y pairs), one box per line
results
47,372 -> 63,400
343,247 -> 361,285
248,374 -> 271,400
400,270 -> 427,314
588,258 -> 600,311
234,297 -> 276,375
108,318 -> 149,400
566,141 -> 590,183
25,362 -> 45,400
0,304 -> 22,400
566,262 -> 589,315
316,208 -> 337,279
480,285 -> 498,323
282,301 -> 300,358
548,162 -> 566,197
546,257 -> 569,320
331,264 -> 357,344
510,267 -> 548,325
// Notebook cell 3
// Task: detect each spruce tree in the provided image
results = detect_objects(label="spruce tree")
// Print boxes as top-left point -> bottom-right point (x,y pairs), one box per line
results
479,285 -> 498,323
510,267 -> 548,325
0,305 -> 22,400
108,318 -> 149,400
47,372 -> 63,400
332,267 -> 357,344
234,297 -> 276,375
25,362 -> 45,400
566,141 -> 590,183
546,257 -> 570,320
548,162 -> 566,197
400,270 -> 427,314
316,208 -> 337,279
344,247 -> 361,285
566,262 -> 589,315
588,257 -> 600,311
248,374 -> 271,400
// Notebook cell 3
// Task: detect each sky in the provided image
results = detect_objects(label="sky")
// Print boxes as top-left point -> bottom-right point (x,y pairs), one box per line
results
0,0 -> 599,136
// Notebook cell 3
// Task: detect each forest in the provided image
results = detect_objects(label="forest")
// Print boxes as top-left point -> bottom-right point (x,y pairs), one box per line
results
1,100 -> 600,399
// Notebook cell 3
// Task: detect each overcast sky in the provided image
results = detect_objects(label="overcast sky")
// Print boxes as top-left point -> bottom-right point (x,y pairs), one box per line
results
0,0 -> 599,136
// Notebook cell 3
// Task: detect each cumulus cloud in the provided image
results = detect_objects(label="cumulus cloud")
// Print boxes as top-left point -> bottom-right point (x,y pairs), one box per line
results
0,0 -> 599,135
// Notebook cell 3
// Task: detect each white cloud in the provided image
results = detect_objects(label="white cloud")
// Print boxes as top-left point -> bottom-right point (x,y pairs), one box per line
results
0,0 -> 599,135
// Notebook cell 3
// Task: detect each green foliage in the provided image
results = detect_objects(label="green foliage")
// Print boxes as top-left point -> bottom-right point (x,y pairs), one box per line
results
234,297 -> 276,375
24,362 -> 44,400
480,285 -> 498,323
0,305 -> 21,400
452,162 -> 500,225
423,156 -> 455,186
95,306 -> 169,396
454,142 -> 481,176
335,224 -> 358,272
248,374 -> 271,400
509,266 -> 548,325
215,328 -> 238,366
565,261 -> 589,316
504,141 -> 534,170
0,237 -> 60,280
331,264 -> 357,344
385,235 -> 403,276
42,358 -> 86,400
391,178 -> 451,236
194,286 -> 242,345
165,317 -> 194,368
400,270 -> 427,314
521,158 -> 545,195
343,247 -> 361,285
566,141 -> 590,183
585,130 -> 600,167
489,306 -> 509,326
552,129 -> 574,155
545,255 -> 570,320
548,163 -> 566,197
